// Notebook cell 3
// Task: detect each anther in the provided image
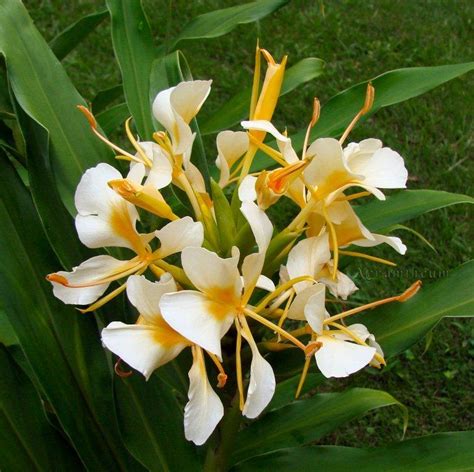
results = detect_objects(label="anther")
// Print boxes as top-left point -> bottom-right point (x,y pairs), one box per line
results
217,373 -> 227,388
304,341 -> 322,358
114,358 -> 133,378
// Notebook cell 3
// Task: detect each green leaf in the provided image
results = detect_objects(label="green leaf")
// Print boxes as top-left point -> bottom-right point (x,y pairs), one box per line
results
49,8 -> 108,60
150,51 -> 210,190
106,0 -> 155,139
92,83 -> 124,113
0,0 -> 114,213
169,0 -> 289,50
211,179 -> 236,255
355,190 -> 474,232
252,62 -> 474,170
233,431 -> 474,471
0,310 -> 18,347
13,98 -> 93,269
362,260 -> 474,358
0,150 -> 143,470
232,388 -> 406,465
115,373 -> 199,471
201,57 -> 324,136
97,102 -> 130,135
0,346 -> 81,470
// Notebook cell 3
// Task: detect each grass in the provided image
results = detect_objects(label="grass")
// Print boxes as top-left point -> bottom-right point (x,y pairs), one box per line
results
26,0 -> 473,446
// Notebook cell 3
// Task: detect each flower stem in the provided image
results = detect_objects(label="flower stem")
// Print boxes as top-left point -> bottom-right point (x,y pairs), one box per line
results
204,396 -> 241,472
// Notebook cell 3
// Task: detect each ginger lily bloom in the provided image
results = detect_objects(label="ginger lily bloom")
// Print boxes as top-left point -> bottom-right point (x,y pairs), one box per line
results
47,163 -> 204,310
160,201 -> 307,417
101,274 -> 224,445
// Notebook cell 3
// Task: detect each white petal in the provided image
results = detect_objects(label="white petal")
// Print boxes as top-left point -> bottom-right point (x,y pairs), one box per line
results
255,274 -> 276,292
238,175 -> 258,202
171,80 -> 212,124
334,323 -> 371,342
347,144 -> 407,189
160,291 -> 235,358
49,255 -> 133,305
75,163 -> 123,216
240,201 -> 273,252
155,217 -> 204,258
241,328 -> 276,419
317,266 -> 358,300
101,322 -> 186,380
287,233 -> 331,292
241,120 -> 289,142
181,247 -> 242,298
352,233 -> 407,255
126,274 -> 177,322
145,146 -> 173,189
303,284 -> 326,333
315,336 -> 376,378
184,348 -> 223,445
242,252 -> 265,298
216,131 -> 249,187
288,283 -> 325,325
127,161 -> 146,184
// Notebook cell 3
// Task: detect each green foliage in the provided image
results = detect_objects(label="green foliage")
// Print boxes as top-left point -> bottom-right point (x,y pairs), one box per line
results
0,0 -> 472,470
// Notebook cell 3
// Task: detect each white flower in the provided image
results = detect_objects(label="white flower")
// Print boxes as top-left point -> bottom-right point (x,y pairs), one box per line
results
47,163 -> 204,307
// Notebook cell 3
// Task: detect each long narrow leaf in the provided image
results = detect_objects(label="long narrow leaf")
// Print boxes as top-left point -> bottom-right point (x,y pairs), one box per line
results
362,260 -> 474,358
233,431 -> 474,471
0,0 -> 114,213
169,0 -> 289,50
355,190 -> 474,232
0,150 -> 143,471
49,9 -> 108,60
232,388 -> 405,465
106,0 -> 155,139
0,346 -> 81,470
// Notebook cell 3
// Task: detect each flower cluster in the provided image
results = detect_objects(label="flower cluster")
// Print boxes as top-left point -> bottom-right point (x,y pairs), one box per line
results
47,46 -> 420,445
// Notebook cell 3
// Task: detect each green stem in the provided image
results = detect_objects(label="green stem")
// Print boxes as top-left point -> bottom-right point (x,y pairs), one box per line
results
204,396 -> 241,472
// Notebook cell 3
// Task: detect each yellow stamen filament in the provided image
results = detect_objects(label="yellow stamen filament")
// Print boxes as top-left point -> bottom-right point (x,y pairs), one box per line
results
324,280 -> 422,325
243,307 -> 306,351
78,282 -> 128,314
235,319 -> 245,410
247,133 -> 287,167
276,291 -> 295,341
336,191 -> 371,202
77,106 -> 140,163
206,351 -> 228,388
322,204 -> 339,279
254,276 -> 315,313
339,250 -> 397,267
295,355 -> 312,399
301,97 -> 320,161
339,82 -> 375,145
125,117 -> 153,167
149,264 -> 165,278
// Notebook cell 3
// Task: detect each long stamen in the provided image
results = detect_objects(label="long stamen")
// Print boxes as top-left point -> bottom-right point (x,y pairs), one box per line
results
322,204 -> 339,279
339,82 -> 375,145
254,276 -> 314,313
276,291 -> 295,341
78,282 -> 128,314
249,41 -> 261,119
324,280 -> 422,325
125,117 -> 153,167
77,106 -> 140,162
206,351 -> 228,388
243,307 -> 306,351
247,133 -> 287,167
301,98 -> 320,161
339,250 -> 397,267
46,259 -> 146,288
295,354 -> 312,399
336,191 -> 371,202
235,319 -> 245,410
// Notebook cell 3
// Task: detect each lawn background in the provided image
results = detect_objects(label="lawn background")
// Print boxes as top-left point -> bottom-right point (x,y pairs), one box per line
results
25,0 -> 473,446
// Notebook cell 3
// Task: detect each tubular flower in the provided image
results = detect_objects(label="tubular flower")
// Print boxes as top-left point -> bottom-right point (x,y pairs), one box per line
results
47,163 -> 204,309
101,274 -> 224,445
